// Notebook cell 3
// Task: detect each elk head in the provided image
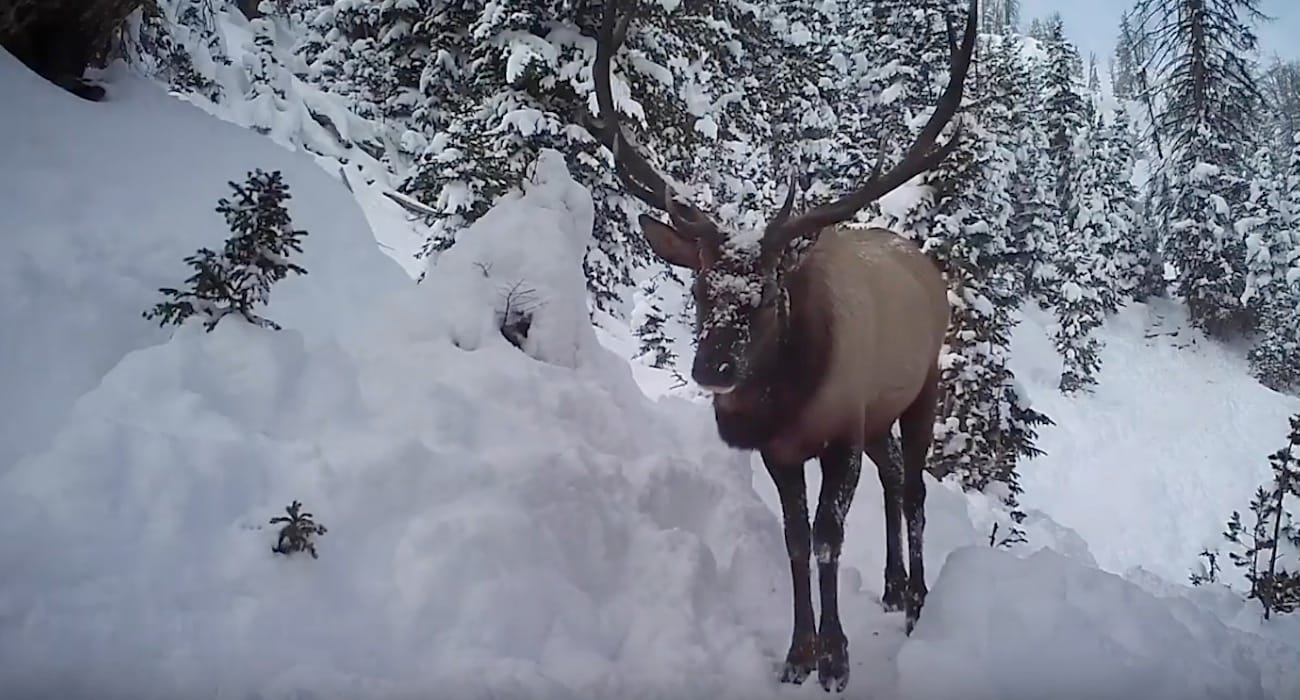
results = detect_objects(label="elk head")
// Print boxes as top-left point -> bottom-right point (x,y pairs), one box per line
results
589,0 -> 978,393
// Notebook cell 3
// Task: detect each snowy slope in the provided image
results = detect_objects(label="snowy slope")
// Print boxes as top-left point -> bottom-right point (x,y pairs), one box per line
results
0,49 -> 406,475
1012,301 -> 1300,587
2,44 -> 1300,700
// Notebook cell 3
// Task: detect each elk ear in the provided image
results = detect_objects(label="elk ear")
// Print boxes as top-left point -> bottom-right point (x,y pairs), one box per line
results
638,214 -> 699,269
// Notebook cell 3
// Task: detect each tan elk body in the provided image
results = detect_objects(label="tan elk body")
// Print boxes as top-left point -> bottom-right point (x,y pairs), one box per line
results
735,226 -> 950,467
587,0 -> 977,692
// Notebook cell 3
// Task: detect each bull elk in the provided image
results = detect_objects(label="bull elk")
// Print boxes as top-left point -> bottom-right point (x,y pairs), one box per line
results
588,0 -> 977,691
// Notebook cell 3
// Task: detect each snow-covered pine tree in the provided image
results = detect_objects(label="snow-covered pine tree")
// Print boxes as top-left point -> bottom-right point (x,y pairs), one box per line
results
1133,0 -> 1267,339
301,0 -> 388,121
1118,8 -> 1172,301
909,27 -> 1051,536
144,169 -> 308,332
1094,106 -> 1148,306
1051,125 -> 1106,394
121,0 -> 228,101
1033,17 -> 1109,392
1111,10 -> 1139,100
243,4 -> 294,135
980,0 -> 1019,33
1000,35 -> 1058,305
1262,60 -> 1300,155
1039,15 -> 1087,251
1245,132 -> 1300,391
770,0 -> 867,216
1189,547 -> 1222,585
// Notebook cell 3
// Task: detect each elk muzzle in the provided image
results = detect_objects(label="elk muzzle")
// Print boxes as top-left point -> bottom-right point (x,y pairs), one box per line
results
692,327 -> 744,393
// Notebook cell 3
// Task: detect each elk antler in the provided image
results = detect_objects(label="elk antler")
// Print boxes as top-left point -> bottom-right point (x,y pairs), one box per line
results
589,0 -> 718,240
762,0 -> 980,255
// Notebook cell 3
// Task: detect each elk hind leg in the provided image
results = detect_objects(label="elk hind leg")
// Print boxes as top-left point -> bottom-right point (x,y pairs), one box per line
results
899,371 -> 939,634
864,433 -> 905,611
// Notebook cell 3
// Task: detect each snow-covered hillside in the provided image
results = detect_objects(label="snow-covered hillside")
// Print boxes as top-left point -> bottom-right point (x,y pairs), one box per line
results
1012,302 -> 1300,586
0,49 -> 405,476
2,47 -> 1300,700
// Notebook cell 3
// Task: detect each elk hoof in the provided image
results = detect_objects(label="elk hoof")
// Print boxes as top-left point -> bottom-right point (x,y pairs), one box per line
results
904,584 -> 928,635
817,633 -> 849,692
779,659 -> 815,685
881,579 -> 906,612
778,636 -> 818,684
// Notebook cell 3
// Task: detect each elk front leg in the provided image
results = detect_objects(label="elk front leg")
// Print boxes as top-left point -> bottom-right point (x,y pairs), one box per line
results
761,451 -> 816,684
864,435 -> 905,611
813,439 -> 862,692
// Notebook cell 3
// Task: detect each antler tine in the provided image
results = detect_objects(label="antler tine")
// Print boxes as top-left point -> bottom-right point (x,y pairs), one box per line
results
763,0 -> 979,253
590,0 -> 715,237
767,167 -> 800,231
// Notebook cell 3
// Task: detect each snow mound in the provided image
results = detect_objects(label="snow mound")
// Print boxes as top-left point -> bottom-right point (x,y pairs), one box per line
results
0,147 -> 786,699
413,148 -> 599,368
0,49 -> 405,474
897,547 -> 1277,700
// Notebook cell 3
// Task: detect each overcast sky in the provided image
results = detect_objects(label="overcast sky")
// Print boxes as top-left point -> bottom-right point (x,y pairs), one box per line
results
1019,0 -> 1299,67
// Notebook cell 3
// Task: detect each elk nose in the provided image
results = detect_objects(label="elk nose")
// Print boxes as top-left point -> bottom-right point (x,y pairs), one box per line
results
692,358 -> 737,394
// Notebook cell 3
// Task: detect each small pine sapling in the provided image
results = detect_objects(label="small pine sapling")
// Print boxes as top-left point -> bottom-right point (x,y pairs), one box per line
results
498,279 -> 541,350
1258,417 -> 1300,617
1223,492 -> 1271,601
1221,415 -> 1300,618
270,499 -> 328,559
1189,547 -> 1221,586
144,169 -> 308,332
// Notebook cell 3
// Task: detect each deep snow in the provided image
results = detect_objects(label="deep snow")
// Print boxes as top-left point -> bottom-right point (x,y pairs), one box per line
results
2,43 -> 1300,700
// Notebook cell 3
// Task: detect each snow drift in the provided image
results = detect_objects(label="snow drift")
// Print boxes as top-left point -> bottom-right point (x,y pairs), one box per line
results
0,48 -> 405,475
2,44 -> 1300,700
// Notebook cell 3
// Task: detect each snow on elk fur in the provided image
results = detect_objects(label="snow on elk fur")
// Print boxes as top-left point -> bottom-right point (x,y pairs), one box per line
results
585,0 -> 978,691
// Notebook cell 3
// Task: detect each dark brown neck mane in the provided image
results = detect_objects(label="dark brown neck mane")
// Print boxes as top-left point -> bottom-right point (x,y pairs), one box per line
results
710,264 -> 832,450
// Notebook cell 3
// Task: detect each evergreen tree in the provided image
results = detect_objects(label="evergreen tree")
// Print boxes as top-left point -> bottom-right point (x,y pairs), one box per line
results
1094,106 -> 1148,306
1040,16 -> 1087,240
302,0 -> 388,121
1002,37 -> 1059,305
1262,60 -> 1300,153
243,7 -> 293,135
1133,0 -> 1267,338
1244,134 -> 1300,391
631,267 -> 687,371
1222,415 -> 1300,618
144,169 -> 309,332
909,33 -> 1052,538
122,0 -> 227,101
980,0 -> 1019,33
1112,11 -> 1139,100
780,0 -> 871,216
1189,547 -> 1222,585
1033,18 -> 1110,391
